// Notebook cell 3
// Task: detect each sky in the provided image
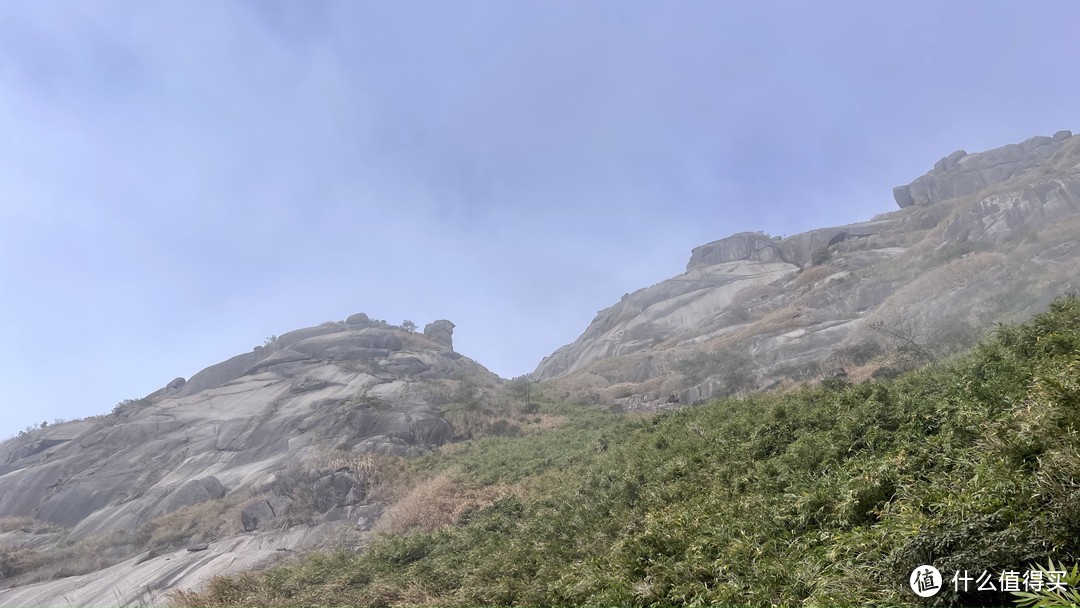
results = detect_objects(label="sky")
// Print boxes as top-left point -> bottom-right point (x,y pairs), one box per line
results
2,1 -> 1079,438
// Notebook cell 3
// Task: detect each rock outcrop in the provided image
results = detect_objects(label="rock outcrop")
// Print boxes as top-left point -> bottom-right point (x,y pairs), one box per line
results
893,131 -> 1075,208
538,130 -> 1080,407
423,320 -> 455,349
0,316 -> 494,606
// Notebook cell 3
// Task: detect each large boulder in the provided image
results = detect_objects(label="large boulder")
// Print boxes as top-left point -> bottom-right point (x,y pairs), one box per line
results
313,472 -> 365,513
177,351 -> 262,397
345,312 -> 373,328
893,185 -> 915,208
686,232 -> 785,270
238,498 -> 270,533
423,320 -> 455,349
241,496 -> 293,532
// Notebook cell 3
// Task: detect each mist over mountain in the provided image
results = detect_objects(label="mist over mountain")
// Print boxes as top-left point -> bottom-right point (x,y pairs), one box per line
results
534,130 -> 1080,407
2,130 -> 1080,606
5,2 -> 1080,443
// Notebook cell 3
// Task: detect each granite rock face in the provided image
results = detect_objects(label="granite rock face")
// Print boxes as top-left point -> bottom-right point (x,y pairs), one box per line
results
893,131 -> 1075,208
537,131 -> 1080,407
423,320 -> 456,349
535,217 -> 902,380
0,316 -> 494,606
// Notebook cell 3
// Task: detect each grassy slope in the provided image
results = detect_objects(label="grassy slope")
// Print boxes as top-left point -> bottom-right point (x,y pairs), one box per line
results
176,296 -> 1080,607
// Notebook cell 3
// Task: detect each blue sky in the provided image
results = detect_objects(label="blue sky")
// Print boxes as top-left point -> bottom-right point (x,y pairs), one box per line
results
1,1 -> 1078,438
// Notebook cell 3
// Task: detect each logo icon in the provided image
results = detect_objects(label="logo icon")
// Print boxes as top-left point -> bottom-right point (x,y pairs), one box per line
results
911,565 -> 943,597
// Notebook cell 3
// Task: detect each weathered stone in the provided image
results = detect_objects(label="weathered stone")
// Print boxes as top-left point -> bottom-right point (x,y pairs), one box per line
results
335,348 -> 389,361
245,348 -> 313,374
535,258 -> 798,378
274,326 -> 345,351
896,131 -> 1076,208
241,500 -> 274,532
944,149 -> 968,169
381,355 -> 432,376
288,329 -> 403,358
290,378 -> 328,394
149,477 -> 221,519
187,543 -> 210,552
267,496 -> 292,518
686,232 -> 784,270
423,320 -> 455,349
537,131 -> 1080,397
0,312 -> 496,604
1053,130 -> 1072,141
351,504 -> 383,530
133,549 -> 159,565
313,472 -> 364,513
177,350 -> 263,397
1021,135 -> 1053,152
344,487 -> 363,506
893,185 -> 915,208
199,476 -> 225,500
345,312 -> 372,327
943,175 -> 1080,242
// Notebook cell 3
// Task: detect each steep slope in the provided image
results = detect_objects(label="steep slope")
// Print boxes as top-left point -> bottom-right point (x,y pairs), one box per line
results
0,316 -> 496,606
536,131 -> 1080,406
169,296 -> 1080,608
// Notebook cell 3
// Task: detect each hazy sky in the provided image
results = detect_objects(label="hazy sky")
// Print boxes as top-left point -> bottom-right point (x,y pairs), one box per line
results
2,1 -> 1078,438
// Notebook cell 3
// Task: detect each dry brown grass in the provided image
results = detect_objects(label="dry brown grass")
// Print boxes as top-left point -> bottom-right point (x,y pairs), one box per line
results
862,251 -> 1004,328
143,493 -> 250,551
0,530 -> 142,586
0,517 -> 33,534
0,516 -> 59,535
170,571 -> 264,607
373,470 -> 519,536
0,542 -> 43,578
313,451 -> 380,483
518,414 -> 569,434
363,457 -> 415,505
790,264 -> 833,288
170,565 -> 442,608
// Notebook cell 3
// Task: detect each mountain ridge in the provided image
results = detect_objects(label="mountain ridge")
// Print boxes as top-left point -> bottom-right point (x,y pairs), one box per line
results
0,317 -> 498,605
533,129 -> 1080,410
3,129 -> 1080,605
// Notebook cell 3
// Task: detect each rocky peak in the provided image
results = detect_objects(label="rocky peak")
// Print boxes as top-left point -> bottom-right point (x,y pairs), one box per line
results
538,130 -> 1080,405
0,311 -> 494,604
686,219 -> 899,272
345,312 -> 374,328
893,129 -> 1075,208
686,232 -> 784,271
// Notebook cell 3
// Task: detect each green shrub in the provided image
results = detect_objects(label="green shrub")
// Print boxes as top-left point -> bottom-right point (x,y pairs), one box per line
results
177,296 -> 1080,608
675,347 -> 752,392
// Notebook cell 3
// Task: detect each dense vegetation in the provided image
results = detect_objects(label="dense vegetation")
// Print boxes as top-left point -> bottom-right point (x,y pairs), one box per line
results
176,296 -> 1080,607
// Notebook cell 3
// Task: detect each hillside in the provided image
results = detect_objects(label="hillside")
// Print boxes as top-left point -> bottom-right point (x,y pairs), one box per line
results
175,294 -> 1080,607
0,316 -> 503,606
536,130 -> 1080,409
